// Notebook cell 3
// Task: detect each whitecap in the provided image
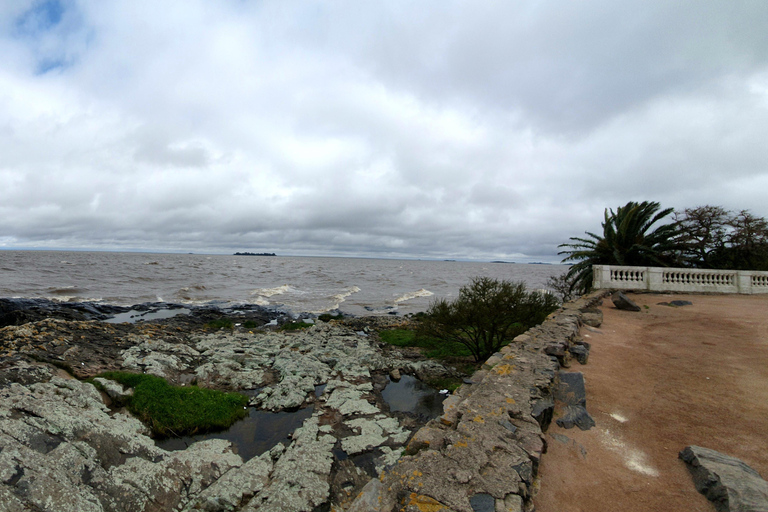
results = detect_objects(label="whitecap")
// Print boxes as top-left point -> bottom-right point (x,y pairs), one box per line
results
332,286 -> 361,303
251,284 -> 292,298
321,286 -> 362,312
394,288 -> 434,303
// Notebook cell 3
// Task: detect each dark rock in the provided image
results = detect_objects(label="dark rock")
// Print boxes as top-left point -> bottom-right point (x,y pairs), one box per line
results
669,300 -> 693,307
579,308 -> 603,327
679,445 -> 768,512
555,372 -> 587,406
469,493 -> 495,512
531,397 -> 554,432
569,344 -> 589,365
611,291 -> 641,312
556,405 -> 595,431
499,419 -> 517,434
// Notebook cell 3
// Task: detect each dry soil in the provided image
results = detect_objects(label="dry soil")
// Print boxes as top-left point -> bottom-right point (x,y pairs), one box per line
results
534,292 -> 768,512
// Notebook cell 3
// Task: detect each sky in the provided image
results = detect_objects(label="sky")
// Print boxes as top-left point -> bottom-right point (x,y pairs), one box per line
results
1,1 -> 768,262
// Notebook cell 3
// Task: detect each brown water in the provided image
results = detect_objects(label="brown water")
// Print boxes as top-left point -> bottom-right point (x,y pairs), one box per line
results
0,250 -> 566,315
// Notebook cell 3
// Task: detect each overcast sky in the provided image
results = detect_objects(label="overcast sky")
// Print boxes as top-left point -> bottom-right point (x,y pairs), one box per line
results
1,1 -> 767,261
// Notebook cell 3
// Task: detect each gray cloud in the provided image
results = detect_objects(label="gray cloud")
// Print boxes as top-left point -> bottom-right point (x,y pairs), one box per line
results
1,0 -> 767,261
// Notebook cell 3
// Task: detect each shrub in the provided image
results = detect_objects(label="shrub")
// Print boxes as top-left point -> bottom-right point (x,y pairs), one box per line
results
205,318 -> 234,330
419,277 -> 559,362
279,321 -> 313,331
96,371 -> 248,437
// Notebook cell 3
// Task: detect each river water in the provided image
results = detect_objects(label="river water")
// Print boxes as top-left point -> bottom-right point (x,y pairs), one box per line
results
0,250 -> 567,316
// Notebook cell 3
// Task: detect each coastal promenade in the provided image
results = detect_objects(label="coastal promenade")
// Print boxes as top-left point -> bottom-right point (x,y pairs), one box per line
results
534,292 -> 768,511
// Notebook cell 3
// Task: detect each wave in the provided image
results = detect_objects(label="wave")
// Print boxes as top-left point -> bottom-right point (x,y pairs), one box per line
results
47,286 -> 84,295
394,288 -> 434,303
332,286 -> 361,303
251,284 -> 292,298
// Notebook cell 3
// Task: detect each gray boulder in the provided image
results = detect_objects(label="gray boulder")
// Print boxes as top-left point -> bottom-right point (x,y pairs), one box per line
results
679,445 -> 768,512
611,291 -> 641,312
579,308 -> 603,327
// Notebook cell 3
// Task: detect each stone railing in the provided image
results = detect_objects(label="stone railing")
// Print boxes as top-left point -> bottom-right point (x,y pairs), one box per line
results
592,265 -> 768,294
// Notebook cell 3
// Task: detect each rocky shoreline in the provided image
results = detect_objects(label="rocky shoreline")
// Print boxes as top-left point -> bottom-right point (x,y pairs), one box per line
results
0,298 -> 460,511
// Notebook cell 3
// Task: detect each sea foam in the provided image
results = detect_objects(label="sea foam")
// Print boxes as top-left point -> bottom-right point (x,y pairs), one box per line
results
394,288 -> 434,303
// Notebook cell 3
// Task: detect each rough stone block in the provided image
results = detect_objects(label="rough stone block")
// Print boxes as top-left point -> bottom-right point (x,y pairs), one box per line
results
611,291 -> 641,312
555,405 -> 595,431
679,445 -> 768,512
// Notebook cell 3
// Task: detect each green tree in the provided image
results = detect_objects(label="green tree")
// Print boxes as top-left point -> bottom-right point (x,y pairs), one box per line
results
419,277 -> 559,363
674,206 -> 768,270
673,205 -> 730,268
559,201 -> 680,294
711,210 -> 768,270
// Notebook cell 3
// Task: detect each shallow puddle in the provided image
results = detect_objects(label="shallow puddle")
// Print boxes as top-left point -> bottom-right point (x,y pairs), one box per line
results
104,307 -> 191,324
381,375 -> 446,418
157,406 -> 313,461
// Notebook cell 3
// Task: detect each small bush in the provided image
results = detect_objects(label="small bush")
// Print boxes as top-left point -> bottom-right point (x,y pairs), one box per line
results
243,320 -> 260,328
420,277 -> 559,362
279,321 -> 313,331
96,371 -> 248,437
205,318 -> 234,330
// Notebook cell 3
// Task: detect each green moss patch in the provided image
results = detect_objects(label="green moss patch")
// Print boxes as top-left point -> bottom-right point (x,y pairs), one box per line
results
379,328 -> 473,358
205,318 -> 234,330
96,371 -> 248,437
279,321 -> 314,331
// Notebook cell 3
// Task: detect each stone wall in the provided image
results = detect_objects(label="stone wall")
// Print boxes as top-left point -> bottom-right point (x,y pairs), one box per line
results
345,290 -> 610,512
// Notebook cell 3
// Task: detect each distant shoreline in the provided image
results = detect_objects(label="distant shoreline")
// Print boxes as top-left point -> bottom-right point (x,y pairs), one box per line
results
233,252 -> 276,256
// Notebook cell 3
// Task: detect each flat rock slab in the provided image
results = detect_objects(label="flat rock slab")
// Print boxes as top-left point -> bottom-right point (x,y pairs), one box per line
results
679,445 -> 768,512
611,292 -> 641,312
556,372 -> 587,406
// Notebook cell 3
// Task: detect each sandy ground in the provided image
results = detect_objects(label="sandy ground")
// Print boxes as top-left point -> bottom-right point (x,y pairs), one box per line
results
533,292 -> 768,512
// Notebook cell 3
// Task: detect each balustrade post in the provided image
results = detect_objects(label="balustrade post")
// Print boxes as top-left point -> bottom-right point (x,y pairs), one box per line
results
647,267 -> 662,291
737,271 -> 752,294
592,265 -> 607,289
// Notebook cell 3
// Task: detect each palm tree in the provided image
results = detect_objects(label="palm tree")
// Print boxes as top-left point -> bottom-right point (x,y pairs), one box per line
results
559,201 -> 680,294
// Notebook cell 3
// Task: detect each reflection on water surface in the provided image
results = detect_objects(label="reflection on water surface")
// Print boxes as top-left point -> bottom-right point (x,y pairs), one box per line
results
157,407 -> 313,461
381,375 -> 446,418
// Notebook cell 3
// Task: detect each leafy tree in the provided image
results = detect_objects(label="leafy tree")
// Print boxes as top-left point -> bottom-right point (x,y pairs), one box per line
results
419,277 -> 559,362
559,201 -> 680,294
674,206 -> 768,270
546,272 -> 578,303
674,205 -> 730,268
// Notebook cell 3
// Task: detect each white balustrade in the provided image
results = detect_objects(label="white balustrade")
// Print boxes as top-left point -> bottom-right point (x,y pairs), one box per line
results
592,265 -> 768,294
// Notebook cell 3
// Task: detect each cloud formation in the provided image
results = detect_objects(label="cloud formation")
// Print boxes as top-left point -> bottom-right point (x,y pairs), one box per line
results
1,0 -> 767,261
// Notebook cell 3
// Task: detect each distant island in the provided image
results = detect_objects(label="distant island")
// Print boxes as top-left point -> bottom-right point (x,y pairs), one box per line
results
233,252 -> 276,256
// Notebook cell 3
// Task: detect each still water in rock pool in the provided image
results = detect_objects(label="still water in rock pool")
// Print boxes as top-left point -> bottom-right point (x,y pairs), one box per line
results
381,375 -> 446,418
157,407 -> 313,461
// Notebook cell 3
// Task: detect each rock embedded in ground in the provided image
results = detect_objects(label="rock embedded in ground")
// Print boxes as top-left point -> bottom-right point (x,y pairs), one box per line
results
679,445 -> 768,512
579,308 -> 603,327
611,291 -> 642,312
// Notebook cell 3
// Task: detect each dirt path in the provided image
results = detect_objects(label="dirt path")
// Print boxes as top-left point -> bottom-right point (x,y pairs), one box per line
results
534,293 -> 768,512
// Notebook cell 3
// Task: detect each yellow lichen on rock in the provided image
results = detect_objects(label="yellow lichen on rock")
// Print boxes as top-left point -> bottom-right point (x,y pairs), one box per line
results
492,364 -> 515,376
407,493 -> 450,511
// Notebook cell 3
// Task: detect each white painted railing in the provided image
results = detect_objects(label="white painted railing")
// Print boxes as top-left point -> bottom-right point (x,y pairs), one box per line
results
592,265 -> 768,294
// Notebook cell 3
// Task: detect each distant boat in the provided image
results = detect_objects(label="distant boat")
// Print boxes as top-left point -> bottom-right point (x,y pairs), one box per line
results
233,252 -> 277,256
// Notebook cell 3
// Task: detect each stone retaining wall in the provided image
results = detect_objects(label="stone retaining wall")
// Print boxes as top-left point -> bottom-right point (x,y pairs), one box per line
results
345,290 -> 610,512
